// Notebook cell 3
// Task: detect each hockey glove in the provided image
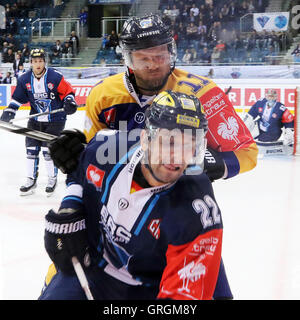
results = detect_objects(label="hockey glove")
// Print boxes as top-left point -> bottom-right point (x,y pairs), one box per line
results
48,129 -> 86,174
0,110 -> 15,122
63,96 -> 78,115
44,208 -> 91,274
203,147 -> 226,182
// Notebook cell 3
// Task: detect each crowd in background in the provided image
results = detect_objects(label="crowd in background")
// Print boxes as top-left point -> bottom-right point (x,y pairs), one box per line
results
0,0 -> 298,71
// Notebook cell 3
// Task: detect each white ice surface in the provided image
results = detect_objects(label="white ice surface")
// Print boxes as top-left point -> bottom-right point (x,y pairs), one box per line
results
0,110 -> 300,300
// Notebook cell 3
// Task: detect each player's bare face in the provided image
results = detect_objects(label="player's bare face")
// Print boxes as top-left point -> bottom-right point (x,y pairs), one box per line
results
131,44 -> 171,92
31,58 -> 46,77
142,129 -> 196,186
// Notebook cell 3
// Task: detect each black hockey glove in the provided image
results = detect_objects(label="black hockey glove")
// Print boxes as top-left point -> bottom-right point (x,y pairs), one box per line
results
0,110 -> 15,122
63,96 -> 78,115
48,129 -> 86,174
44,208 -> 91,274
203,147 -> 226,182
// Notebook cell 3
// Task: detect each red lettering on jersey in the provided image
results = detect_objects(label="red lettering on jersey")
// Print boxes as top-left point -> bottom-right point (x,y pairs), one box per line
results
148,219 -> 161,240
86,164 -> 105,189
158,229 -> 223,300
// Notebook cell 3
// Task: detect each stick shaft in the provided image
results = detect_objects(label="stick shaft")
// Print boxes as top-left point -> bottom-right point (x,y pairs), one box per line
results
0,120 -> 57,142
11,108 -> 65,123
71,256 -> 94,300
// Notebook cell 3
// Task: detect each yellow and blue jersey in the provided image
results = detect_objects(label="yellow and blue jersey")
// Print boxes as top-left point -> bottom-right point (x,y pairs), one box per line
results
84,68 -> 258,179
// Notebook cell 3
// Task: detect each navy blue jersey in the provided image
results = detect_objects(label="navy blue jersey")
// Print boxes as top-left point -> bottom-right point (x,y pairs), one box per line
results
7,67 -> 74,122
248,98 -> 294,142
60,130 -> 223,300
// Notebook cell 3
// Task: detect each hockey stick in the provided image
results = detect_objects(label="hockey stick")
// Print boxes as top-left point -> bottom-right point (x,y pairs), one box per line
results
10,103 -> 86,123
10,108 -> 65,123
225,86 -> 232,95
0,119 -> 57,142
71,256 -> 94,300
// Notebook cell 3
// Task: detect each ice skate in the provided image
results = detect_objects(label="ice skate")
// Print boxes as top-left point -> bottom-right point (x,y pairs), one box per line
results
45,176 -> 57,197
20,177 -> 37,196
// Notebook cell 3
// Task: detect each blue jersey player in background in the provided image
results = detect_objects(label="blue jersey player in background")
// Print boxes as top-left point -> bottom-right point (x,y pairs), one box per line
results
0,48 -> 78,196
243,89 -> 294,155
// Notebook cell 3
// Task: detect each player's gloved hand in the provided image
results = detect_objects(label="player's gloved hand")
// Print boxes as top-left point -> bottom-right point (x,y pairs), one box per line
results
48,129 -> 86,174
63,96 -> 78,115
0,110 -> 15,122
203,147 -> 226,182
44,208 -> 91,274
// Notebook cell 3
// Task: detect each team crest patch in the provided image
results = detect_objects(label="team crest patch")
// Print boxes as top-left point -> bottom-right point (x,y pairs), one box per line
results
272,113 -> 277,118
48,83 -> 54,90
139,18 -> 153,29
86,164 -> 105,190
26,83 -> 31,91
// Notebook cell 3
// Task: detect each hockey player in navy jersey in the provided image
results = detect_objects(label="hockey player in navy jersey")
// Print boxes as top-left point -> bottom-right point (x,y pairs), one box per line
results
0,48 -> 78,195
244,89 -> 294,155
40,91 -> 224,300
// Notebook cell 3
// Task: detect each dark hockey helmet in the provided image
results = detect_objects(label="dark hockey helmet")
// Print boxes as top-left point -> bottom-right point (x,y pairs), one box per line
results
145,90 -> 208,133
144,91 -> 208,166
30,48 -> 46,61
119,14 -> 177,69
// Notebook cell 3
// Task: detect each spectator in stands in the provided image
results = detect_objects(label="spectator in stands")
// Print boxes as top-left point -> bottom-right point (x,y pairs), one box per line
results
198,27 -> 208,48
6,33 -> 16,51
69,30 -> 79,55
101,34 -> 109,50
61,41 -> 72,65
190,47 -> 198,62
238,1 -> 249,17
180,4 -> 190,25
190,3 -> 199,18
227,1 -> 238,29
13,53 -> 24,76
291,44 -> 300,63
6,17 -> 18,35
107,30 -> 119,50
99,58 -> 106,67
3,47 -> 14,63
186,22 -> 198,41
197,20 -> 207,35
1,41 -> 9,58
199,46 -> 211,63
182,48 -> 192,63
211,46 -> 221,65
169,4 -> 180,22
50,39 -> 62,62
21,42 -> 30,62
2,71 -> 12,84
79,8 -> 88,26
175,22 -> 186,43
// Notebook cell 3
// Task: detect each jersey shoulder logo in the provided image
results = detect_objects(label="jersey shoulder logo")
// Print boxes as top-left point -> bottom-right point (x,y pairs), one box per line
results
217,112 -> 240,144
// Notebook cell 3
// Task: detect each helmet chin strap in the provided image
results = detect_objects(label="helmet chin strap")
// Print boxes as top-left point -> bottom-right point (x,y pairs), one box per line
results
142,149 -> 166,184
